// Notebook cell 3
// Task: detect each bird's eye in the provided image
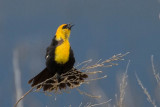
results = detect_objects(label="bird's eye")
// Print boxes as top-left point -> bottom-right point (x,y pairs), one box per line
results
62,25 -> 68,29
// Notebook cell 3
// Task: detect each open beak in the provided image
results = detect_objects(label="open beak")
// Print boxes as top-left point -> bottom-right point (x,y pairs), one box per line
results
67,24 -> 74,30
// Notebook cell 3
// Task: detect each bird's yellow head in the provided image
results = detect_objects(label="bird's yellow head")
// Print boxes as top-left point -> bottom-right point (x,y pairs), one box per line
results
55,24 -> 74,41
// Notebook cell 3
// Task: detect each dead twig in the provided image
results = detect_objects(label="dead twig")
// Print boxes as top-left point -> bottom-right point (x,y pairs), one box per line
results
135,73 -> 157,107
151,55 -> 160,86
116,60 -> 130,107
76,88 -> 101,98
86,99 -> 112,107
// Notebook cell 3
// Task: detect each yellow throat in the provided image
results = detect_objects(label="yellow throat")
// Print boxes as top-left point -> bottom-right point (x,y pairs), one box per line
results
54,24 -> 72,64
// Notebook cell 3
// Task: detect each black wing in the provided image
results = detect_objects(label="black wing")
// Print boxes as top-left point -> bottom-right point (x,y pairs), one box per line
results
45,36 -> 58,60
45,36 -> 64,60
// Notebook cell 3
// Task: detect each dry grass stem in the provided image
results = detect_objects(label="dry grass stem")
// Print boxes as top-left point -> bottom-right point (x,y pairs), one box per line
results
13,49 -> 23,107
79,102 -> 83,107
151,55 -> 160,86
85,99 -> 112,107
79,52 -> 130,71
135,74 -> 157,107
84,75 -> 107,83
77,99 -> 112,107
75,59 -> 92,68
85,71 -> 103,74
14,87 -> 35,107
116,60 -> 129,107
76,88 -> 101,98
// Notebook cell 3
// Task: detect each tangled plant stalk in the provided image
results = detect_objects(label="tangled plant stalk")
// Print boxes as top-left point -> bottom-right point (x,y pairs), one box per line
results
14,52 -> 129,107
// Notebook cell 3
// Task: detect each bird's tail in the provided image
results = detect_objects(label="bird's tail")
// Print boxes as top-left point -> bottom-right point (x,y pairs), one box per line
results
28,68 -> 88,91
28,68 -> 55,91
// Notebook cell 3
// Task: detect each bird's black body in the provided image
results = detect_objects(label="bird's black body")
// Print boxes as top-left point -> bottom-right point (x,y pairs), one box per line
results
28,24 -> 88,91
28,36 -> 75,90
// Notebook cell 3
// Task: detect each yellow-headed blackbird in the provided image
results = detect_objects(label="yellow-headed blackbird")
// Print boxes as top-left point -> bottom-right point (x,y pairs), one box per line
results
28,24 -> 87,91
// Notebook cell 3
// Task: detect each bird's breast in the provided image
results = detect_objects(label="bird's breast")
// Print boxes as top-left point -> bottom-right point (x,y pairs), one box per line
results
55,40 -> 70,64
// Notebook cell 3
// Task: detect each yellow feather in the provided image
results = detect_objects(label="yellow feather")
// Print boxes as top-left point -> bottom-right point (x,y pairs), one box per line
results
55,24 -> 71,41
55,40 -> 70,64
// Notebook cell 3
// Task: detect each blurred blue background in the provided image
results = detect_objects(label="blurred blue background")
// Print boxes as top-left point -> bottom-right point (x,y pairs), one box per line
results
1,0 -> 160,107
